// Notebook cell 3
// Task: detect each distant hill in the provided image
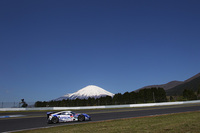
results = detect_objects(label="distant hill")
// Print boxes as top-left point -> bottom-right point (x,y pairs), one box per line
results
136,80 -> 183,91
135,73 -> 200,96
166,73 -> 200,96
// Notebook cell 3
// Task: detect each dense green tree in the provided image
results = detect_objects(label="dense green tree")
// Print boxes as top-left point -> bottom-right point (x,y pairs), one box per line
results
123,92 -> 131,104
183,89 -> 196,100
113,93 -> 123,105
156,88 -> 167,102
130,91 -> 138,103
197,87 -> 200,99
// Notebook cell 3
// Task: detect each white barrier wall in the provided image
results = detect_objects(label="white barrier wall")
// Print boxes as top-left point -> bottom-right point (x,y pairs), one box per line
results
1,100 -> 200,111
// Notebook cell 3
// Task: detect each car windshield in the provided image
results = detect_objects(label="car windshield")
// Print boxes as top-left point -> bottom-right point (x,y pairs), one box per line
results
71,112 -> 76,115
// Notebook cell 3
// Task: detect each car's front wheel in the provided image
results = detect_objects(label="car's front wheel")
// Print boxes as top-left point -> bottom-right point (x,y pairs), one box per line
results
78,115 -> 85,121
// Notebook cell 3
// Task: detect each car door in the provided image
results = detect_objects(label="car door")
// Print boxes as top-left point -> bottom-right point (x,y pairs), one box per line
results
59,112 -> 71,122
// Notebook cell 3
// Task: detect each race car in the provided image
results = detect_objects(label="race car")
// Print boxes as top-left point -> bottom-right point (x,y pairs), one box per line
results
47,111 -> 91,124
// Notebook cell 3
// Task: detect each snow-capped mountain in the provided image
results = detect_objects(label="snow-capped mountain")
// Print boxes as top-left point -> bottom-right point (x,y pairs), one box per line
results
55,85 -> 114,101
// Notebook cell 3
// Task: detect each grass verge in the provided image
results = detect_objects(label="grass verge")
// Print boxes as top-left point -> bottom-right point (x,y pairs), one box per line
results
17,111 -> 200,133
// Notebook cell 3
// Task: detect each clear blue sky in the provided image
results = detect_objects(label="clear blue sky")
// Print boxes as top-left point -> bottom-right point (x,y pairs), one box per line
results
0,0 -> 200,102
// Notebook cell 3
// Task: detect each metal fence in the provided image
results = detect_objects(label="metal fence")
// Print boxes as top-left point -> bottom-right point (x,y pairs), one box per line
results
0,102 -> 35,108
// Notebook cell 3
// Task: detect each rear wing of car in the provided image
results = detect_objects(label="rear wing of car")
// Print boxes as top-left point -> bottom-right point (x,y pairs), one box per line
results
47,112 -> 56,119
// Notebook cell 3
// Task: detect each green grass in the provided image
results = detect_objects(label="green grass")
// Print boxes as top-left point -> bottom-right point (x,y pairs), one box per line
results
17,111 -> 200,133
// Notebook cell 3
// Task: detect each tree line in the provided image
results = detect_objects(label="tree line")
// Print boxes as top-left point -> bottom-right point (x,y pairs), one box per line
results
35,87 -> 167,107
182,88 -> 200,100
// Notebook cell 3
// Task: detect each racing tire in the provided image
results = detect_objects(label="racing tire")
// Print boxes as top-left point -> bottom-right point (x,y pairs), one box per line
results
78,115 -> 85,122
51,116 -> 59,124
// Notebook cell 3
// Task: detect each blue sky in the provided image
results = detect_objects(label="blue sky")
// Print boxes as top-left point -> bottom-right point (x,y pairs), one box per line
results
0,0 -> 200,102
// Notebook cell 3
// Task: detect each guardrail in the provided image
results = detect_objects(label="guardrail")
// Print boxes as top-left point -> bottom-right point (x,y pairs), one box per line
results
0,100 -> 200,111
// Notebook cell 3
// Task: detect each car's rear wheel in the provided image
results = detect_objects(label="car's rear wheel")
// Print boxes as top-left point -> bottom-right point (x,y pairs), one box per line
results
51,116 -> 59,124
78,115 -> 85,121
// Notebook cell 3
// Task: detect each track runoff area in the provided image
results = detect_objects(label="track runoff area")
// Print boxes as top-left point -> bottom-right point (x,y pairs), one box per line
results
0,103 -> 200,132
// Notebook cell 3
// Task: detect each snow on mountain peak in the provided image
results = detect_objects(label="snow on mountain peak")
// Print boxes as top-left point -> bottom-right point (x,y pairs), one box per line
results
75,85 -> 114,97
55,85 -> 114,100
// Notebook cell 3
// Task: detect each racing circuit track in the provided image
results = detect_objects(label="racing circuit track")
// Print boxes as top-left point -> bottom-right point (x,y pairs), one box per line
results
1,103 -> 200,132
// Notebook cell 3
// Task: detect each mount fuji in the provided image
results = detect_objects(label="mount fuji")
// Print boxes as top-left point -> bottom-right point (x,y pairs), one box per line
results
55,85 -> 115,101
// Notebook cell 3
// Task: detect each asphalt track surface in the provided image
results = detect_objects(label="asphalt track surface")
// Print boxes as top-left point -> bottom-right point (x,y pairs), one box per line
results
1,103 -> 200,132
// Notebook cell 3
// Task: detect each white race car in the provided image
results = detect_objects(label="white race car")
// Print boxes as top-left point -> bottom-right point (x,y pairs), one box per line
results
47,111 -> 91,124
